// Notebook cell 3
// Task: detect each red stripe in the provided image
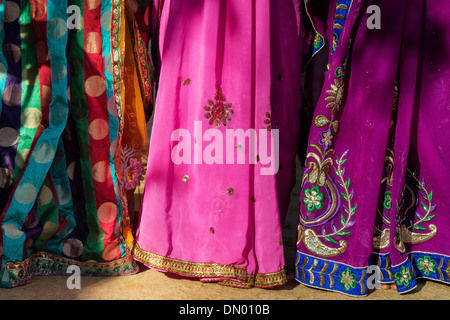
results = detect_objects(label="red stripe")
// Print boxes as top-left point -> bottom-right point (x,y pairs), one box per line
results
30,0 -> 51,125
84,1 -> 118,260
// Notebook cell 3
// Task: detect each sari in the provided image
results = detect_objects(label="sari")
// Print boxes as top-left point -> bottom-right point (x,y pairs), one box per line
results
296,0 -> 450,296
0,0 -> 152,287
133,0 -> 304,288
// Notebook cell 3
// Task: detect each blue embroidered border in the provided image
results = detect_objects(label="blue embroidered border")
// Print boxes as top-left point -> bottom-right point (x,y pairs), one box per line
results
332,0 -> 352,53
295,251 -> 450,296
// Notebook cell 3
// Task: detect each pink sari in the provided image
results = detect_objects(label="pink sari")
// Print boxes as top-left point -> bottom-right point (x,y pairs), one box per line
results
133,0 -> 303,288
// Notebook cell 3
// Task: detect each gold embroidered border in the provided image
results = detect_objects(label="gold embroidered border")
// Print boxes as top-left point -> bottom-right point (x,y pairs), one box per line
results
132,242 -> 287,288
5,251 -> 138,288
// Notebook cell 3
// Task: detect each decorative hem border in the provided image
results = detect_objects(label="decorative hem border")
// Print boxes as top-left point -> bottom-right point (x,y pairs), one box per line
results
132,241 -> 287,289
2,252 -> 139,288
295,251 -> 450,297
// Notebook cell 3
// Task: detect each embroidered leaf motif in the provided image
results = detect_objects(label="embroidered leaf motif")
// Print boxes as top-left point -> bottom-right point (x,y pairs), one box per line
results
325,236 -> 338,244
310,150 -> 356,247
340,214 -> 346,227
336,230 -> 350,236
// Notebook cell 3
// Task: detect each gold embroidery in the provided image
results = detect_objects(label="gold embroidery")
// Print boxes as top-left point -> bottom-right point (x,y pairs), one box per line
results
399,224 -> 437,245
303,144 -> 335,187
373,228 -> 390,250
132,242 -> 287,288
359,269 -> 366,295
329,263 -> 338,288
300,227 -> 348,258
319,262 -> 329,286
308,259 -> 319,284
299,256 -> 309,282
437,257 -> 444,281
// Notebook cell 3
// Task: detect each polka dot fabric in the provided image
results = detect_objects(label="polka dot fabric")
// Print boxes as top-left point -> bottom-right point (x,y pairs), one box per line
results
0,0 -> 153,287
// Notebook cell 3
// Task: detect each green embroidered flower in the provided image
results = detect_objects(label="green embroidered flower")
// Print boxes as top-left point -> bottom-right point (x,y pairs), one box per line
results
303,186 -> 325,212
383,191 -> 392,210
394,266 -> 413,287
313,33 -> 323,49
339,268 -> 357,291
417,256 -> 436,276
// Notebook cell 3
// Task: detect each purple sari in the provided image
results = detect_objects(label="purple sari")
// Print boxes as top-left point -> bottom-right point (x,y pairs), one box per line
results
296,0 -> 450,296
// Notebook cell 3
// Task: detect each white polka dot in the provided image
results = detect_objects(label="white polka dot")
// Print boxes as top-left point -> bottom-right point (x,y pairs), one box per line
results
32,143 -> 55,164
62,238 -> 84,258
67,162 -> 76,181
110,138 -> 118,158
0,167 -> 13,189
104,53 -> 112,75
85,75 -> 106,97
15,149 -> 30,169
21,108 -> 42,129
107,96 -> 116,116
0,127 -> 19,147
0,62 -> 7,81
15,183 -> 37,205
98,202 -> 118,224
38,185 -> 53,206
49,104 -> 69,127
4,1 -> 20,23
100,10 -> 111,31
2,84 -> 21,106
89,118 -> 109,140
51,61 -> 67,83
2,223 -> 24,240
39,221 -> 57,241
48,18 -> 68,39
54,184 -> 71,206
92,161 -> 109,183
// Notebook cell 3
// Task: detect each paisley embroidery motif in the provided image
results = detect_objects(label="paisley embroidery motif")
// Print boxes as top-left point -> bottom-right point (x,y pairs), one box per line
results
298,57 -> 354,258
393,169 -> 438,253
298,150 -> 356,258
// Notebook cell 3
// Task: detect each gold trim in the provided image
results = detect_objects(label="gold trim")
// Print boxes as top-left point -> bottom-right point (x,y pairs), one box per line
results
132,242 -> 287,288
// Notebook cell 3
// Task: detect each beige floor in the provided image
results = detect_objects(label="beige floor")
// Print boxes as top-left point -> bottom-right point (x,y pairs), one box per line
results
0,265 -> 448,300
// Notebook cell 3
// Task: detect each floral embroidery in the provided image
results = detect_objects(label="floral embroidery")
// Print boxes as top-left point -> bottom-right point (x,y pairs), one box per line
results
319,129 -> 334,149
393,169 -> 438,253
124,158 -> 144,190
302,186 -> 325,212
120,146 -> 145,191
394,266 -> 413,286
313,32 -> 323,50
325,78 -> 344,114
183,78 -> 191,85
204,86 -> 234,128
339,267 -> 356,291
383,191 -> 392,210
417,256 -> 436,276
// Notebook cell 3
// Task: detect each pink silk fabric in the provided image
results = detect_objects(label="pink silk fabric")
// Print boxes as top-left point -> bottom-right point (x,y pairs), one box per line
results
134,0 -> 303,287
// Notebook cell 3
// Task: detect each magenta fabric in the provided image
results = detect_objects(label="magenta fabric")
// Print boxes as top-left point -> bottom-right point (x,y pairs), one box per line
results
295,0 -> 450,296
134,0 -> 303,288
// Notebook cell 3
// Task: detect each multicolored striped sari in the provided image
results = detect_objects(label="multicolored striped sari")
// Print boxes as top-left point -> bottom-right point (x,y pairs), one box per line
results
0,0 -> 152,287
